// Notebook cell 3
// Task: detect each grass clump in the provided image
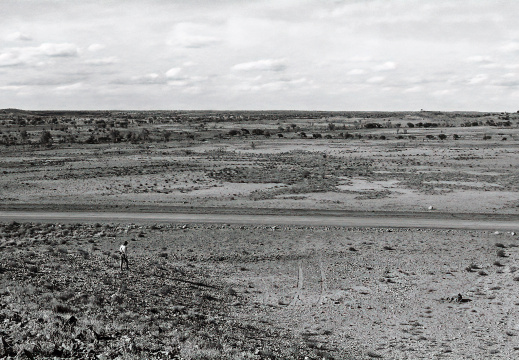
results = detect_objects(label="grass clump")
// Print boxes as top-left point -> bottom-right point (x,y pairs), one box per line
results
27,264 -> 38,273
56,246 -> 68,254
57,290 -> 75,302
52,302 -> 75,314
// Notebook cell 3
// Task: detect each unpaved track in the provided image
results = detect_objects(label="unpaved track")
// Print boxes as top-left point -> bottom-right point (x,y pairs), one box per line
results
0,210 -> 518,231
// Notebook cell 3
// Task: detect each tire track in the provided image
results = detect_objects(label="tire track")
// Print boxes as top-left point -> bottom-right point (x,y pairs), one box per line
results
318,256 -> 328,306
289,261 -> 304,306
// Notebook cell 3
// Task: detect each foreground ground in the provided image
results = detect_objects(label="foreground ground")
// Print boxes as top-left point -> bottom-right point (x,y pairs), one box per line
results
1,220 -> 519,359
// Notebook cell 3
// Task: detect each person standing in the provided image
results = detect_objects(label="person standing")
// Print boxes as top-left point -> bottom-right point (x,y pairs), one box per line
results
119,241 -> 129,270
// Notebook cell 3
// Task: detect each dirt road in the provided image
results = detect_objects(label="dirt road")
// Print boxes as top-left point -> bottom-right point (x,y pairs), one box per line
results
1,210 -> 518,231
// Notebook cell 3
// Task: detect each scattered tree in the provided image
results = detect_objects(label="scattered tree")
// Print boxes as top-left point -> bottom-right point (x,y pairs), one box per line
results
162,130 -> 172,142
40,130 -> 53,145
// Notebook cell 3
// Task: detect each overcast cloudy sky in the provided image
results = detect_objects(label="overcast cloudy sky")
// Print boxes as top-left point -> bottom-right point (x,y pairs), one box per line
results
1,0 -> 519,111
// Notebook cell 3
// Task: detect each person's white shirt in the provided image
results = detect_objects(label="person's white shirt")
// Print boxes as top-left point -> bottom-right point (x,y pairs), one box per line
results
119,244 -> 127,255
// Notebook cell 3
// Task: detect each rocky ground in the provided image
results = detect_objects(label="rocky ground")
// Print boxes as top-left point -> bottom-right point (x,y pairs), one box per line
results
0,222 -> 326,360
2,221 -> 519,359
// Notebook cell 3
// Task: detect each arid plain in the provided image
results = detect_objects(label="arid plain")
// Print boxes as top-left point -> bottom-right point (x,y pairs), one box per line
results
1,109 -> 519,359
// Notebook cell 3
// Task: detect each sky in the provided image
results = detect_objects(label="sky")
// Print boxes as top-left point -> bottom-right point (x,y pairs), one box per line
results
1,0 -> 519,111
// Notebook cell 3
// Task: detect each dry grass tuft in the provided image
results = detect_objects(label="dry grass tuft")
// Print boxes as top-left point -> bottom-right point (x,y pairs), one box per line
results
465,263 -> 480,272
52,302 -> 74,314
57,290 -> 75,302
56,246 -> 68,254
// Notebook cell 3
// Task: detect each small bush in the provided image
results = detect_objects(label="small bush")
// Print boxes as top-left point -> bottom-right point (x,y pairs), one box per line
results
52,302 -> 74,314
497,249 -> 507,258
77,249 -> 89,259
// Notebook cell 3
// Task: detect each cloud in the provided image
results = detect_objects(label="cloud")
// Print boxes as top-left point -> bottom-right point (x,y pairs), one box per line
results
54,82 -> 83,92
168,22 -> 221,49
0,42 -> 79,67
373,61 -> 397,71
366,76 -> 385,84
347,69 -> 366,75
39,43 -> 78,57
234,76 -> 310,92
232,59 -> 287,72
500,41 -> 519,53
468,74 -> 488,85
88,43 -> 106,52
403,86 -> 423,93
350,56 -> 373,62
179,34 -> 220,48
0,52 -> 23,67
433,89 -> 456,97
84,56 -> 118,65
9,75 -> 84,86
112,72 -> 166,85
130,73 -> 166,85
165,67 -> 182,79
5,32 -> 32,42
466,55 -> 493,63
